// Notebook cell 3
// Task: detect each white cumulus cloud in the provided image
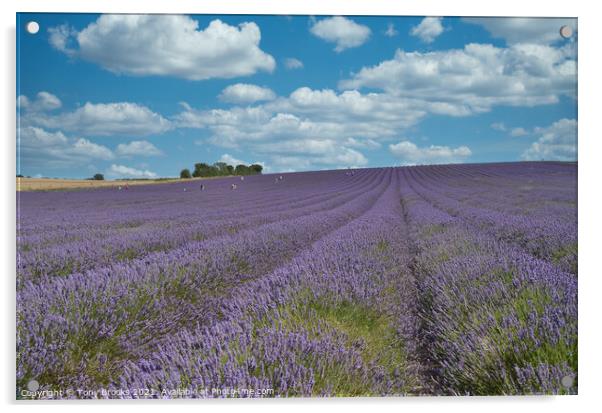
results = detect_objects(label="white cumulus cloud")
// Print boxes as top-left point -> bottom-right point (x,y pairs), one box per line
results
21,97 -> 171,137
219,153 -> 247,166
48,24 -> 77,56
116,140 -> 163,157
522,118 -> 576,161
384,23 -> 398,37
70,138 -> 115,160
389,140 -> 472,165
310,16 -> 371,52
283,57 -> 304,69
410,17 -> 444,43
339,43 -> 576,115
254,139 -> 368,170
510,127 -> 529,137
107,164 -> 157,179
345,137 -> 381,149
17,91 -> 62,112
18,126 -> 114,169
18,126 -> 68,148
219,84 -> 276,104
49,15 -> 275,80
175,87 -> 427,151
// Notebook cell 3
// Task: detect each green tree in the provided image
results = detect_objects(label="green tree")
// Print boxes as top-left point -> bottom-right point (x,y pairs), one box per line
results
249,164 -> 263,174
193,163 -> 207,178
180,168 -> 192,179
235,164 -> 250,175
214,162 -> 228,175
92,173 -> 105,180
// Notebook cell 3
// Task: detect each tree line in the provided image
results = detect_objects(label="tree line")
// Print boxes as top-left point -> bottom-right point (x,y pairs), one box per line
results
180,162 -> 263,179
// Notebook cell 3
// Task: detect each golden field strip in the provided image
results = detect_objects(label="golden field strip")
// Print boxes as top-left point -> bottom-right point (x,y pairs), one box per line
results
16,177 -> 204,191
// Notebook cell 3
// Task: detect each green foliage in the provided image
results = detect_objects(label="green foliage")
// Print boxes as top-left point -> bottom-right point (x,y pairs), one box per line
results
192,163 -> 211,177
214,162 -> 228,174
183,161 -> 262,178
250,164 -> 263,174
253,292 -> 413,396
180,168 -> 191,179
551,242 -> 578,273
234,164 -> 249,175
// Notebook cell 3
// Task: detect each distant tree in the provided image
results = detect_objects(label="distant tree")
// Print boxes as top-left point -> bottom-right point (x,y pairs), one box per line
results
180,168 -> 192,179
92,173 -> 105,181
214,162 -> 228,175
192,163 -> 202,178
16,174 -> 24,178
188,161 -> 261,178
193,162 -> 215,177
235,164 -> 250,176
250,164 -> 263,174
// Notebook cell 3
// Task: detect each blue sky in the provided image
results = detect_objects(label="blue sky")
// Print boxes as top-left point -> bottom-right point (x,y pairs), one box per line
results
16,13 -> 577,178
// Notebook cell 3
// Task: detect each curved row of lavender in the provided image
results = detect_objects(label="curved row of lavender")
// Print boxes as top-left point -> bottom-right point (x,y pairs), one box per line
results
16,162 -> 577,397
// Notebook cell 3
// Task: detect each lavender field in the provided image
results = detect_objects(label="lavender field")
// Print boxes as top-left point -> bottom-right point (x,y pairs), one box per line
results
16,162 -> 577,398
